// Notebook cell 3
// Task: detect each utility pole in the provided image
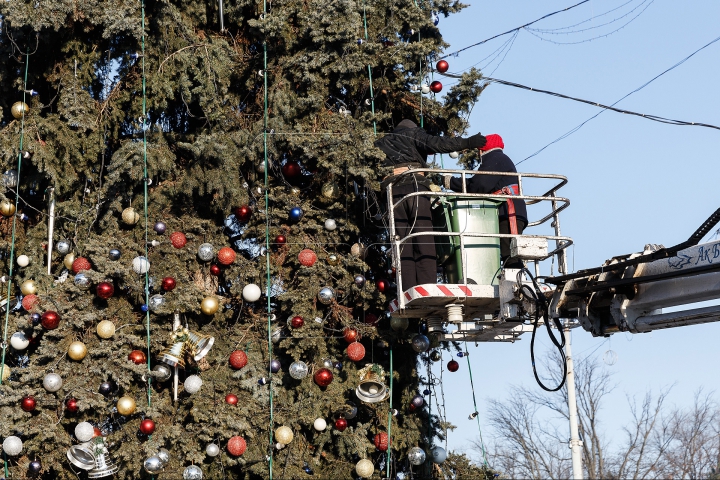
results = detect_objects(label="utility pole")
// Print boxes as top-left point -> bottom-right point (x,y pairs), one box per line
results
552,198 -> 583,479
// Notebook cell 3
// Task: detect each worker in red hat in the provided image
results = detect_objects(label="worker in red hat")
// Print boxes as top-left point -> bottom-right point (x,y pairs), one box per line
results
443,134 -> 527,268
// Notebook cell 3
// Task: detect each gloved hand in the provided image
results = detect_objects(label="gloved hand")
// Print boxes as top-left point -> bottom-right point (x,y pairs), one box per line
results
467,133 -> 487,149
442,174 -> 453,190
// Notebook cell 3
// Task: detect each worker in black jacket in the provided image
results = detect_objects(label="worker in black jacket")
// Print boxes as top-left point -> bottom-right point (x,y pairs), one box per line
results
443,134 -> 527,268
375,119 -> 487,290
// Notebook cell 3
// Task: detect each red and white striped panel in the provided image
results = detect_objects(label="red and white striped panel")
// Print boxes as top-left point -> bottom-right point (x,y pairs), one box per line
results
388,283 -> 480,313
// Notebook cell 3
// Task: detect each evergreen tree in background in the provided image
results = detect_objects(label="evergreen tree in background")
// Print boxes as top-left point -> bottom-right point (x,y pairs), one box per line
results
0,0 -> 484,478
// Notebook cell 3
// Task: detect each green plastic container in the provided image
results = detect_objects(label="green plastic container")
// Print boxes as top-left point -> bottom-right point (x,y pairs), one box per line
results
432,197 -> 501,285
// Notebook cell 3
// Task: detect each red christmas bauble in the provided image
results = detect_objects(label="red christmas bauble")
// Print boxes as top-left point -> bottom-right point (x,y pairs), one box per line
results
72,257 -> 91,273
436,60 -> 449,73
374,432 -> 389,451
281,160 -> 301,178
290,316 -> 304,329
447,360 -> 459,372
93,427 -> 102,438
227,436 -> 247,456
376,279 -> 388,293
274,235 -> 287,245
41,311 -> 60,330
298,249 -> 317,267
96,282 -> 114,299
161,277 -> 176,291
22,294 -> 39,311
347,342 -> 365,362
128,350 -> 147,365
209,264 -> 221,276
170,231 -> 187,248
225,393 -> 238,405
343,327 -> 360,343
229,350 -> 248,369
139,418 -> 156,435
314,368 -> 333,387
430,81 -> 443,93
334,418 -> 348,431
234,205 -> 252,223
66,398 -> 79,413
21,395 -> 36,412
363,313 -> 379,326
218,247 -> 236,265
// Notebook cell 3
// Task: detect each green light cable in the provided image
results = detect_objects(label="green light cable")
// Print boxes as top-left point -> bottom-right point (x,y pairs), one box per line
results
140,0 -> 152,408
464,344 -> 488,465
262,0 -> 274,477
385,345 -> 393,478
0,46 -> 29,480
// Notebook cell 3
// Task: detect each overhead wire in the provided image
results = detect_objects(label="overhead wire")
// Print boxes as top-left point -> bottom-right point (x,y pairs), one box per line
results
530,0 -> 637,32
527,0 -> 652,36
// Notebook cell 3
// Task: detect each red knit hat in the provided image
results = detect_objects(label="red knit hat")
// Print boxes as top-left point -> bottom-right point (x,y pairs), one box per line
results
480,134 -> 504,152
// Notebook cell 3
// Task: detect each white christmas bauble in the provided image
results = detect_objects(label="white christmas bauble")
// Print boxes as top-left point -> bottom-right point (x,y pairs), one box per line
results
43,372 -> 63,392
184,375 -> 203,394
183,465 -> 203,479
313,418 -> 327,431
206,443 -> 220,457
75,422 -> 95,442
324,219 -> 337,231
242,284 -> 261,302
421,84 -> 431,94
132,256 -> 150,274
355,458 -> 374,478
16,255 -> 29,267
197,243 -> 215,262
449,151 -> 459,159
2,436 -> 23,456
10,331 -> 29,350
431,446 -> 447,464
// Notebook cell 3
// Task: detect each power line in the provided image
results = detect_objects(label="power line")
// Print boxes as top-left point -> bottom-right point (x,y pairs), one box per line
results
530,0 -> 637,33
439,0 -> 591,60
528,0 -> 651,35
517,33 -> 720,164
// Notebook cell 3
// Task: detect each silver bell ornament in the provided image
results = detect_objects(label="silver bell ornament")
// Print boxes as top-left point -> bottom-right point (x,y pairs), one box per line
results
86,438 -> 119,478
317,287 -> 335,304
183,465 -> 203,479
408,446 -> 427,466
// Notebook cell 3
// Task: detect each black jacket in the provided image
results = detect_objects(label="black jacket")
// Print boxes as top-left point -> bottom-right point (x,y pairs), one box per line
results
374,120 -> 486,169
449,149 -> 528,223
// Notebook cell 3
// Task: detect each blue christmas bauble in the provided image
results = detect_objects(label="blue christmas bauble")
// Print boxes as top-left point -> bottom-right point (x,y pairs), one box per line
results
288,207 -> 303,223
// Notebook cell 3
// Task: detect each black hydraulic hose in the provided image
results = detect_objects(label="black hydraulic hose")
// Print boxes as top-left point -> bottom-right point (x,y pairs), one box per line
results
519,269 -> 567,392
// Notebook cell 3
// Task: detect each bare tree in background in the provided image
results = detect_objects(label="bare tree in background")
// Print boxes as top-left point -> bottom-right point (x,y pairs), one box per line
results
477,353 -> 720,479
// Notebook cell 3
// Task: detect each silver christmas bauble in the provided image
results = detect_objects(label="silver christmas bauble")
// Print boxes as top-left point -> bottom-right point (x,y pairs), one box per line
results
152,363 -> 173,381
2,436 -> 22,456
183,465 -> 203,479
143,455 -> 164,474
74,273 -> 90,289
317,287 -> 335,305
324,218 -> 337,231
288,361 -> 308,379
408,446 -> 426,466
354,275 -> 366,287
184,375 -> 203,394
75,422 -> 95,442
322,358 -> 334,369
108,248 -> 121,261
43,372 -> 63,392
132,256 -> 150,274
411,334 -> 430,353
148,294 -> 165,312
157,448 -> 170,465
431,446 -> 447,464
56,240 -> 71,255
10,331 -> 29,350
197,243 -> 215,262
206,443 -> 220,457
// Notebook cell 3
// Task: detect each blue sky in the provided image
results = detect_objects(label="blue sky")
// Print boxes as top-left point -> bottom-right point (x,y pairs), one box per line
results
431,0 -> 720,458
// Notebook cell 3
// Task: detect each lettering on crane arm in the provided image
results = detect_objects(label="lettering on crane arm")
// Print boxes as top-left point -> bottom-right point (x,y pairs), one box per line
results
667,243 -> 720,269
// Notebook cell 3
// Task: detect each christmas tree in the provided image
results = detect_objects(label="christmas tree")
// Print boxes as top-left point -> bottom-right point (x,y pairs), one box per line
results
0,0 -> 484,478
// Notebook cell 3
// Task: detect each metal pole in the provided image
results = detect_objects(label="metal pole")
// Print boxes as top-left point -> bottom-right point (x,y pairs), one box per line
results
218,0 -> 224,31
565,326 -> 583,479
552,198 -> 583,479
172,312 -> 181,402
47,187 -> 55,275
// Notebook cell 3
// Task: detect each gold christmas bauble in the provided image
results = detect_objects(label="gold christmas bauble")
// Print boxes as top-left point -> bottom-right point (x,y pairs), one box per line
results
20,280 -> 38,295
97,320 -> 116,339
121,207 -> 140,225
63,253 -> 75,270
0,364 -> 10,381
327,254 -> 340,266
11,102 -> 29,120
68,341 -> 88,361
274,426 -> 294,444
356,459 -> 374,478
116,396 -> 136,416
200,296 -> 220,315
0,199 -> 16,217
